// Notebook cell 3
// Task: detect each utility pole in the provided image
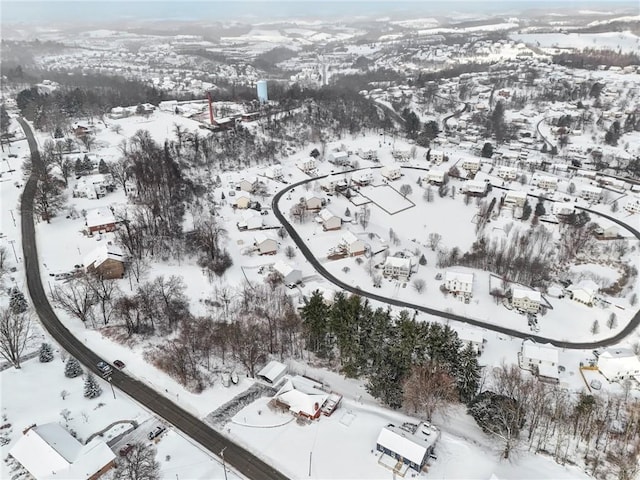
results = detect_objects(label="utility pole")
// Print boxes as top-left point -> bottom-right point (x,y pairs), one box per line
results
308,451 -> 312,477
8,239 -> 18,262
9,209 -> 16,227
108,376 -> 116,400
220,447 -> 228,480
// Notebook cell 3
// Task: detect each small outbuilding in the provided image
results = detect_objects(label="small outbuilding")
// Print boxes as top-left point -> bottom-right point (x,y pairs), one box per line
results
257,360 -> 288,385
273,261 -> 302,285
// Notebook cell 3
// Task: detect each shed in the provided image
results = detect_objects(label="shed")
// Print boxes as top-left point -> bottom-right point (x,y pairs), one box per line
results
273,261 -> 302,285
257,360 -> 288,385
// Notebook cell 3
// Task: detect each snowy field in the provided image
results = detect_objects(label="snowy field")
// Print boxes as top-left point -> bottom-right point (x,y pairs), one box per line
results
511,31 -> 640,54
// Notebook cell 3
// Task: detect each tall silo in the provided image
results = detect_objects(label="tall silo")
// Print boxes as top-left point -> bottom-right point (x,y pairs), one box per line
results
256,80 -> 268,103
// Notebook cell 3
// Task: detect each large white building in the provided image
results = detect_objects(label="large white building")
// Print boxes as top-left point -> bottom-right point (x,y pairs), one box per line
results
512,288 -> 541,313
520,341 -> 559,381
383,257 -> 412,281
597,348 -> 640,382
445,271 -> 473,296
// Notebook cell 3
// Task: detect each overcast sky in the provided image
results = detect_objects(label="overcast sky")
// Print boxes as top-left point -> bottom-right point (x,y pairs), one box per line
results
2,0 -> 637,25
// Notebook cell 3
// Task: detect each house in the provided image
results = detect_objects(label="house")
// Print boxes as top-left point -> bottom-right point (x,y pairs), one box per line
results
159,100 -> 178,112
376,423 -> 440,474
317,208 -> 342,231
327,150 -> 350,166
257,360 -> 288,385
567,280 -> 599,306
596,225 -> 619,239
512,288 -> 541,313
551,201 -> 575,218
383,256 -> 412,281
624,196 -> 640,214
579,185 -> 603,202
303,192 -> 324,211
273,261 -> 302,285
233,191 -> 252,209
273,376 -> 328,419
536,175 -> 558,190
445,271 -> 473,296
264,165 -> 284,181
236,210 -> 263,231
320,177 -> 348,193
429,150 -> 445,164
504,190 -> 527,208
352,169 -> 374,186
391,149 -> 411,162
597,348 -> 640,382
461,158 -> 481,174
84,244 -> 125,279
424,169 -> 446,185
520,341 -> 559,382
463,180 -> 487,196
109,106 -> 128,119
358,148 -> 378,162
254,233 -> 278,255
9,423 -> 116,480
85,207 -> 117,234
123,179 -> 138,198
380,163 -> 402,181
239,177 -> 258,193
296,157 -> 316,174
496,166 -> 518,181
340,231 -> 366,256
454,326 -> 484,354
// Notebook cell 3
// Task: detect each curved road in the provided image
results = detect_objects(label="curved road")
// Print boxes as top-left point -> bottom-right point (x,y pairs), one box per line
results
17,118 -> 288,480
272,169 -> 640,350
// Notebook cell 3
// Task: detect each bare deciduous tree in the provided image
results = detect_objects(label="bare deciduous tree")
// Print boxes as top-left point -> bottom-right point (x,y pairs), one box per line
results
403,362 -> 458,421
0,307 -> 32,369
114,443 -> 160,480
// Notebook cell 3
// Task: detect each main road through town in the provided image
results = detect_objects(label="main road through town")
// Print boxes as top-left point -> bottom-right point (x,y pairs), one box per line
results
17,118 -> 289,480
272,169 -> 640,350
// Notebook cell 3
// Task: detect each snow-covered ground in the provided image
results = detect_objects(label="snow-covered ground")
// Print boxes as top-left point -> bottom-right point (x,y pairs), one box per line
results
511,31 -> 640,54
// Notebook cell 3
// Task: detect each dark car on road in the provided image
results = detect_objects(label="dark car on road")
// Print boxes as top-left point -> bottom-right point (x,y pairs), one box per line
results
113,360 -> 125,369
96,361 -> 113,377
148,425 -> 166,440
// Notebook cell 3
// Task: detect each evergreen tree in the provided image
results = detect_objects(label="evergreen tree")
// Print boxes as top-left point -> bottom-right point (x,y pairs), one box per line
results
419,254 -> 427,266
53,126 -> 64,138
84,373 -> 103,399
521,201 -> 532,220
98,159 -> 109,174
300,291 -> 331,358
455,342 -> 481,403
65,357 -> 83,378
481,142 -> 494,158
75,158 -> 83,174
39,343 -> 54,363
0,104 -> 10,135
534,201 -> 546,217
9,288 -> 28,314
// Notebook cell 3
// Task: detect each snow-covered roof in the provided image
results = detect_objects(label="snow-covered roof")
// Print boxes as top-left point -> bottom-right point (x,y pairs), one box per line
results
522,342 -> 558,364
382,163 -> 402,171
85,207 -> 115,228
273,261 -> 298,278
445,271 -> 473,284
84,243 -> 124,268
9,423 -> 115,480
376,425 -> 436,466
254,232 -> 276,245
385,256 -> 412,268
275,376 -> 328,417
579,184 -> 602,194
598,348 -> 640,379
318,208 -> 338,221
568,280 -> 599,295
506,190 -> 527,199
341,230 -> 361,245
465,180 -> 486,191
257,360 -> 288,384
454,326 -> 484,345
512,288 -> 541,302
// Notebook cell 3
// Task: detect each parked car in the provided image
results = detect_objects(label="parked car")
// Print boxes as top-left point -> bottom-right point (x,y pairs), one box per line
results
113,360 -> 125,369
119,443 -> 134,456
148,425 -> 166,440
96,361 -> 112,377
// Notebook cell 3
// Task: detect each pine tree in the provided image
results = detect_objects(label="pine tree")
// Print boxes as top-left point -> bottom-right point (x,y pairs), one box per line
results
9,288 -> 28,314
419,254 -> 427,266
65,357 -> 83,378
455,342 -> 481,403
84,373 -> 103,399
39,343 -> 54,363
590,320 -> 600,335
98,159 -> 109,174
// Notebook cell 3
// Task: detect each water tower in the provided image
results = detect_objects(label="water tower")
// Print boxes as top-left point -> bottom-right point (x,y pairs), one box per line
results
256,80 -> 268,103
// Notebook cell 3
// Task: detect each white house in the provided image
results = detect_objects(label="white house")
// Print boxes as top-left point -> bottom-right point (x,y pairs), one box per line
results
233,191 -> 252,209
551,201 -> 575,217
73,174 -> 111,200
304,192 -> 324,211
429,149 -> 445,164
340,231 -> 366,256
327,150 -> 350,166
504,190 -> 528,208
536,175 -> 558,190
254,233 -> 278,255
454,326 -> 484,354
445,271 -> 474,296
352,169 -> 374,186
236,210 -> 263,231
9,423 -> 116,480
512,288 -> 541,313
381,163 -> 402,181
317,208 -> 342,231
376,423 -> 440,473
597,348 -> 640,382
567,280 -> 599,306
273,261 -> 302,285
264,165 -> 284,181
464,180 -> 487,196
383,257 -> 412,281
257,360 -> 288,385
497,166 -> 518,181
461,158 -> 481,174
424,169 -> 446,185
579,185 -> 603,202
624,196 -> 640,214
520,341 -> 559,381
296,157 -> 316,174
320,177 -> 348,193
358,148 -> 378,161
239,177 -> 258,193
